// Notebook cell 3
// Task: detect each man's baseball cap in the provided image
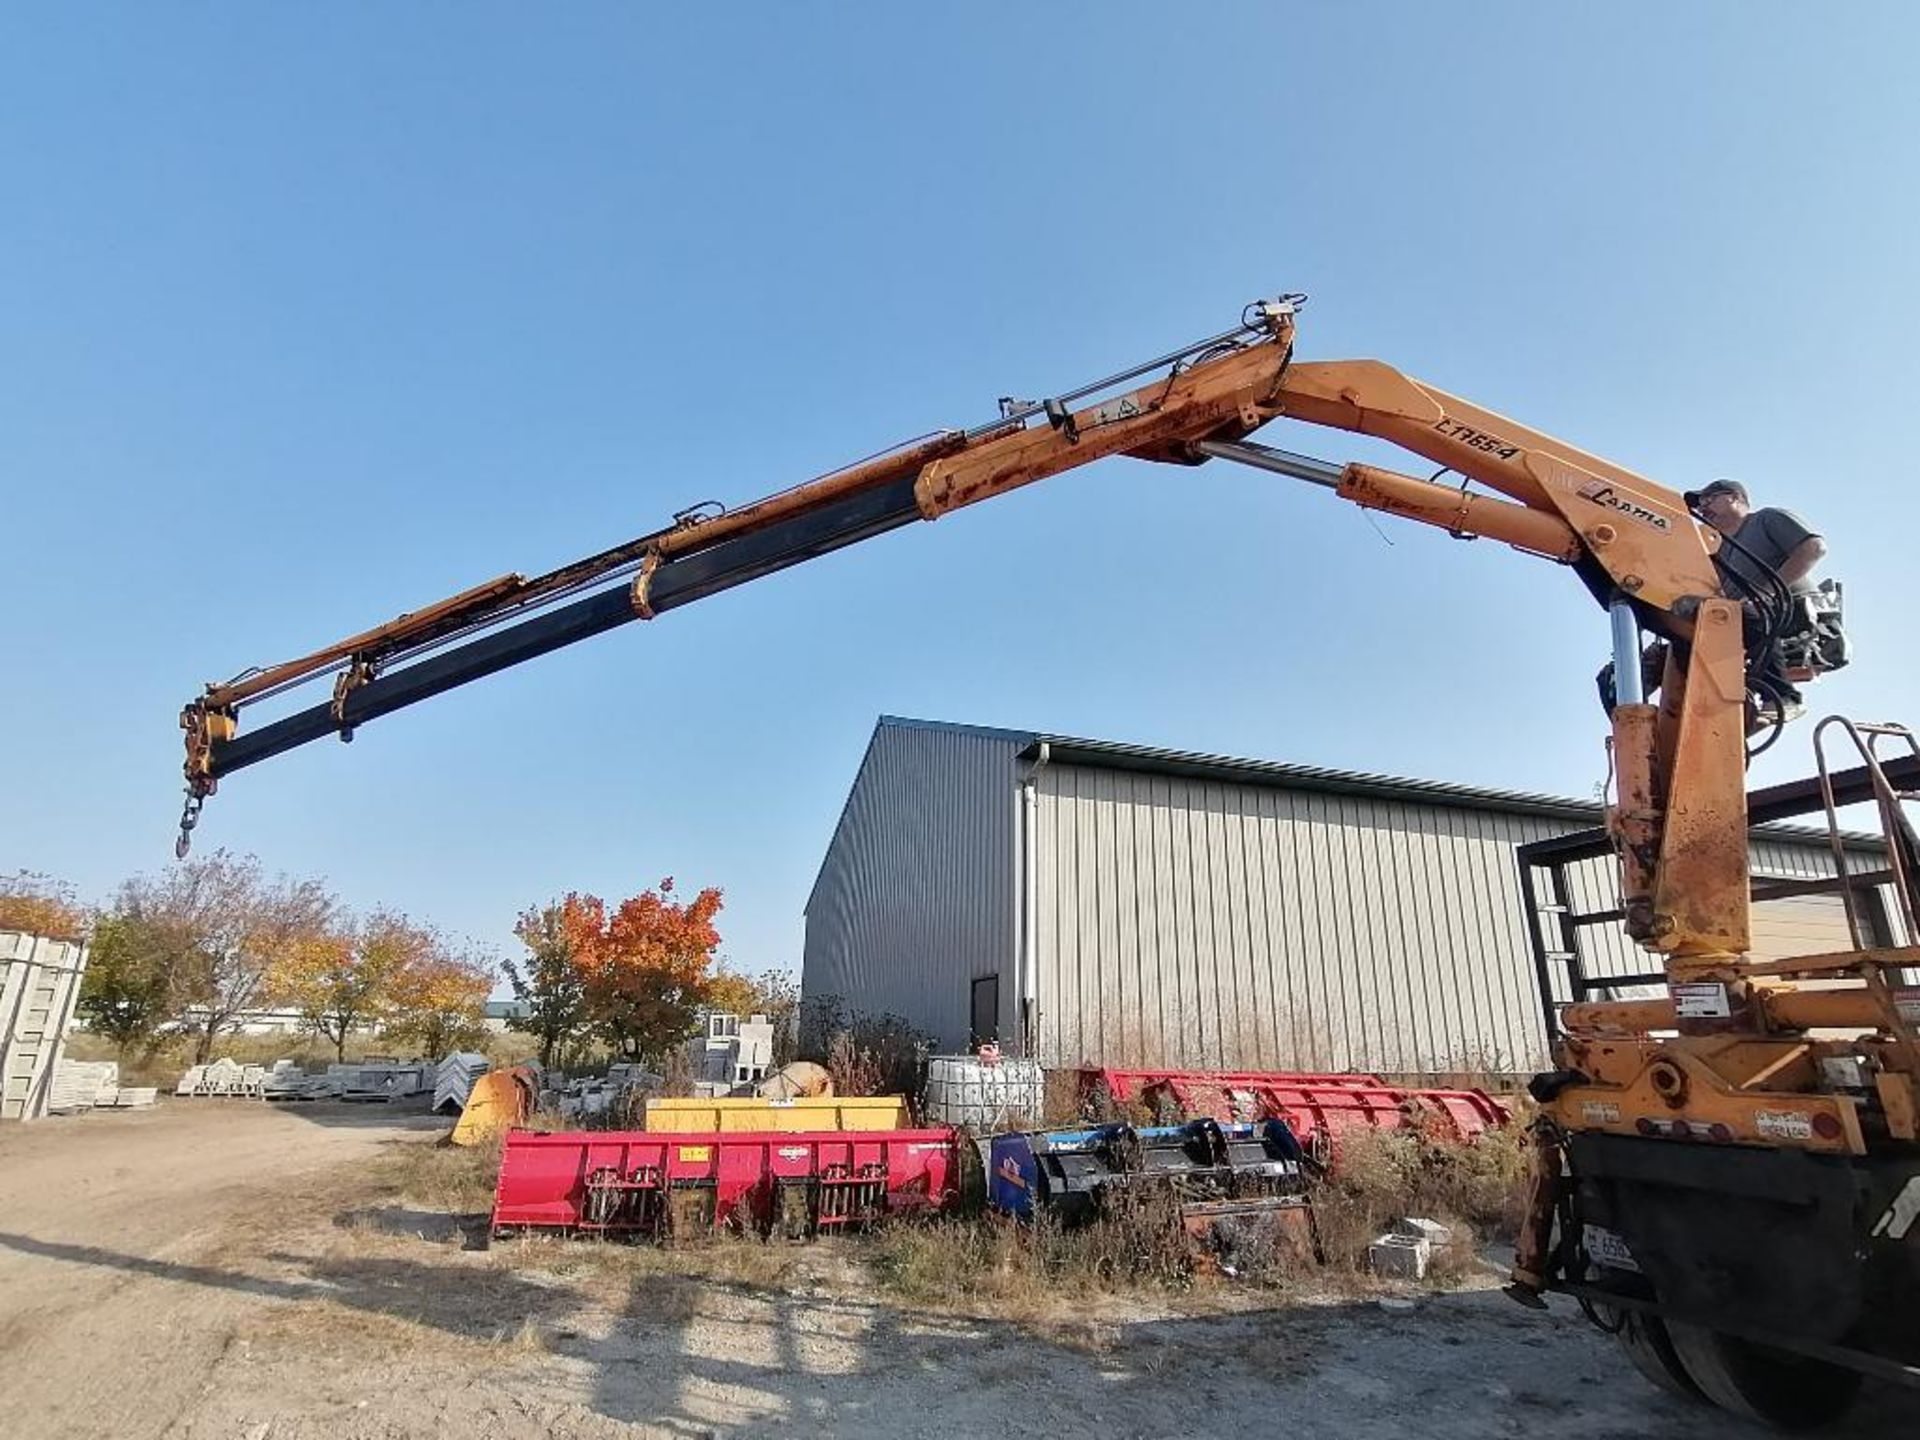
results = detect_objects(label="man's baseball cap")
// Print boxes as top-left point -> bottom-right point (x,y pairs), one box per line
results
1696,478 -> 1748,504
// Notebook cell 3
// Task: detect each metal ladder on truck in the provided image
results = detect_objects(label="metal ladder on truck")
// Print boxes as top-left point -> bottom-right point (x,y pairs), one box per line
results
1516,724 -> 1920,1046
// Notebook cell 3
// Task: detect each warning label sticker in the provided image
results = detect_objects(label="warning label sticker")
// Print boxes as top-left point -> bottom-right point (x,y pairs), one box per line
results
677,1145 -> 712,1163
1581,1101 -> 1622,1125
1754,1110 -> 1816,1142
1671,981 -> 1732,1018
777,1147 -> 808,1160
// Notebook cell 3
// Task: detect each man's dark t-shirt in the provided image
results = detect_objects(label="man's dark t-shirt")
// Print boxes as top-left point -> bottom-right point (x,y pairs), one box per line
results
1716,507 -> 1821,596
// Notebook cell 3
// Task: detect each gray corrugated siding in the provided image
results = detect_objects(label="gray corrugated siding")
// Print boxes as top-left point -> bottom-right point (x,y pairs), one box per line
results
1030,764 -> 1879,1075
1031,765 -> 1576,1074
802,723 -> 1023,1050
807,720 -> 1905,1077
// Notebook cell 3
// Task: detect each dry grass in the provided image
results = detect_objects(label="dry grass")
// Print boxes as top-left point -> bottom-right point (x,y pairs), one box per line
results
494,1314 -> 549,1353
384,1134 -> 505,1217
1310,1122 -> 1532,1287
483,1229 -> 813,1323
572,1233 -> 807,1292
869,1186 -> 1203,1322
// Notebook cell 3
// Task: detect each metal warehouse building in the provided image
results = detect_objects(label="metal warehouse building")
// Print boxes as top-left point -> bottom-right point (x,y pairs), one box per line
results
802,717 -> 1896,1077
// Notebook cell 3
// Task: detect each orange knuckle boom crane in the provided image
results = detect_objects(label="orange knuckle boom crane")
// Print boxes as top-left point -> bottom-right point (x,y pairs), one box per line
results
176,296 -> 1918,1423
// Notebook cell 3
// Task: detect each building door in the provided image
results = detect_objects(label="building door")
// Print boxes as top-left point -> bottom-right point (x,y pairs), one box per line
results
970,974 -> 999,1046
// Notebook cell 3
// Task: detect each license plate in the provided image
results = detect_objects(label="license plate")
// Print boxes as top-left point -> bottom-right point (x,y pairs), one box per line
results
1585,1224 -> 1640,1273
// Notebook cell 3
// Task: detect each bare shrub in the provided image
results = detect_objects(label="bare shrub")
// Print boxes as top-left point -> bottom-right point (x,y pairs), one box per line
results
654,1046 -> 696,1099
1044,1067 -> 1094,1123
825,1030 -> 886,1097
1311,1122 -> 1531,1279
1058,1185 -> 1192,1287
870,1185 -> 1199,1317
820,1012 -> 929,1098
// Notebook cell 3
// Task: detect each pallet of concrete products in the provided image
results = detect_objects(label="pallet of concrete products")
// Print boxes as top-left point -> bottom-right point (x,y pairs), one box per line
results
174,1057 -> 262,1099
2,928 -> 91,1122
1081,1067 -> 1509,1160
643,1096 -> 912,1133
261,1061 -> 341,1101
556,1065 -> 658,1121
490,1127 -> 961,1241
221,1061 -> 267,1098
58,1060 -> 156,1110
339,1060 -> 430,1101
988,1116 -> 1316,1255
558,1077 -> 618,1121
432,1053 -> 490,1114
47,1060 -> 119,1114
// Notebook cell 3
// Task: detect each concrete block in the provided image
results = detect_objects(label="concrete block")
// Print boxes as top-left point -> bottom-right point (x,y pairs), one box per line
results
1368,1233 -> 1431,1279
1391,1216 -> 1453,1249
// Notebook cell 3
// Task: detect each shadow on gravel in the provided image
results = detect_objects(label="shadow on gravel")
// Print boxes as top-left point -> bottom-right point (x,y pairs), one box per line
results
248,1096 -> 451,1131
1,1229 -> 1911,1438
332,1203 -> 490,1250
0,1229 -> 576,1340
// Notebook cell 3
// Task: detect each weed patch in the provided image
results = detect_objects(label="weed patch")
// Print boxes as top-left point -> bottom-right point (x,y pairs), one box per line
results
1311,1123 -> 1531,1284
378,1134 -> 503,1218
869,1187 -> 1207,1320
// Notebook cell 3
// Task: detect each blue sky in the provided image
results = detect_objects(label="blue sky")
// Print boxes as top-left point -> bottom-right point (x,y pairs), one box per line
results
5,5 -> 1917,975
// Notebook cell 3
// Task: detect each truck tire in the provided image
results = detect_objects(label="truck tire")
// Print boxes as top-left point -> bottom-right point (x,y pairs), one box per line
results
1665,1321 -> 1862,1431
1606,1308 -> 1704,1405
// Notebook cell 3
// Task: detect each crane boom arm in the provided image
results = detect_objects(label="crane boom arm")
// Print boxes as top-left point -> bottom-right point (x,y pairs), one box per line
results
175,296 -> 1757,959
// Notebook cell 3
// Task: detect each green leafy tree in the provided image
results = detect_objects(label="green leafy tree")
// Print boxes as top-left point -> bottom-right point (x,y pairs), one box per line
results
505,898 -> 594,1067
76,912 -> 181,1060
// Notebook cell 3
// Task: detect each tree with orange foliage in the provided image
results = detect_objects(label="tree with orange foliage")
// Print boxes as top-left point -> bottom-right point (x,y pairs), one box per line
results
387,948 -> 495,1056
568,878 -> 724,1063
704,967 -> 761,1020
0,871 -> 87,942
277,911 -> 432,1061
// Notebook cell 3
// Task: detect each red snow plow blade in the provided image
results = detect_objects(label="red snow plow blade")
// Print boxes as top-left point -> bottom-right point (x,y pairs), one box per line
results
1081,1068 -> 1509,1159
490,1128 -> 961,1240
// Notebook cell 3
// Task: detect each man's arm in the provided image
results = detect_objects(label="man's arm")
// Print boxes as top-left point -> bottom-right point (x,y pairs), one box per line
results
1778,533 -> 1827,587
1756,507 -> 1826,587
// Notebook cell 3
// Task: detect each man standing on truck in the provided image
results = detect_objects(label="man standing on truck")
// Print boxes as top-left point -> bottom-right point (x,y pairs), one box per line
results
1690,478 -> 1827,595
1599,479 -> 1832,722
1690,478 -> 1828,720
